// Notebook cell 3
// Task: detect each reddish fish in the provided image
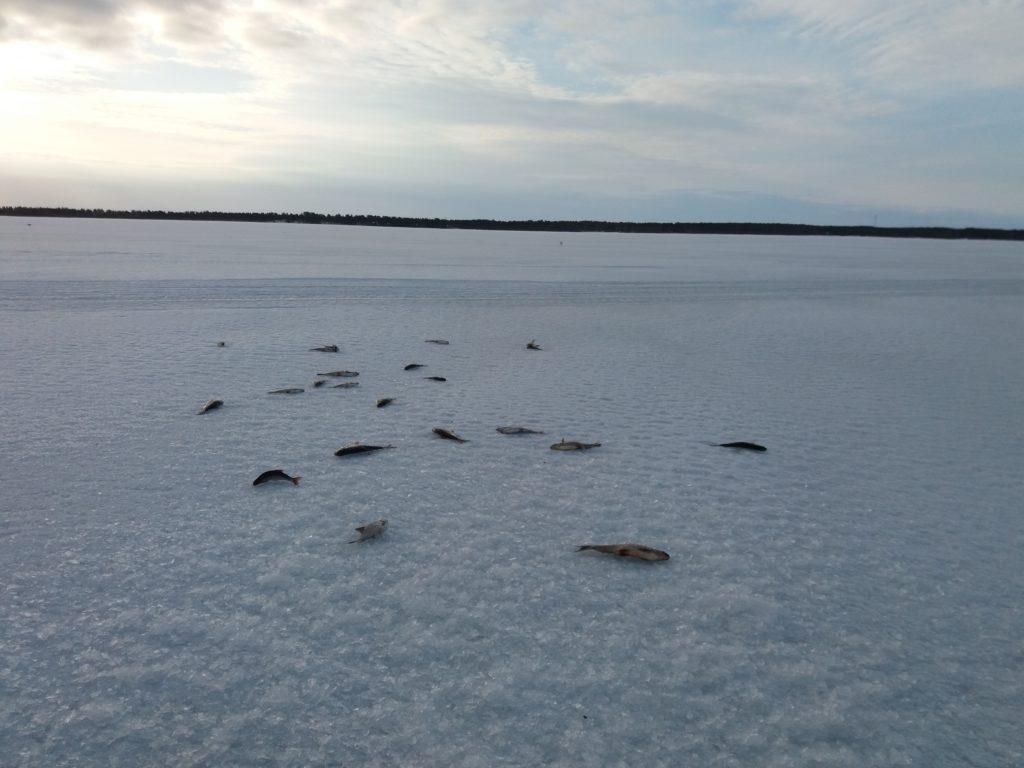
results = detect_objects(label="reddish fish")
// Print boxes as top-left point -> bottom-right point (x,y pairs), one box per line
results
576,544 -> 669,561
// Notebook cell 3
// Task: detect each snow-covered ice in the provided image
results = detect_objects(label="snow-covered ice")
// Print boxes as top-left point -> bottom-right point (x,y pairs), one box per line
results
1,218 -> 1022,767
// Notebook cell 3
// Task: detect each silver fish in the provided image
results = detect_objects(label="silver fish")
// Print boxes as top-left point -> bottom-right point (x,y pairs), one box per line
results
577,544 -> 669,561
349,518 -> 388,543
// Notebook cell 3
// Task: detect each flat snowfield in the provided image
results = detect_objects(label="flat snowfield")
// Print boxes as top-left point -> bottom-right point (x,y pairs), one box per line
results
1,218 -> 1022,767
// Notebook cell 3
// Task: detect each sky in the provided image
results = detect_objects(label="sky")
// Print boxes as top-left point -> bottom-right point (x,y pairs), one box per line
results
1,0 -> 1022,226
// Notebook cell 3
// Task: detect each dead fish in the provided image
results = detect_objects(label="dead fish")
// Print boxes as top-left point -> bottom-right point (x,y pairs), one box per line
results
253,469 -> 302,486
215,341 -> 226,347
719,441 -> 767,452
349,519 -> 388,543
425,339 -> 450,345
312,380 -> 326,388
526,340 -> 542,350
318,370 -> 359,377
332,381 -> 360,389
404,363 -> 425,370
551,439 -> 601,451
497,426 -> 545,435
376,397 -> 395,408
577,544 -> 670,561
334,443 -> 394,457
198,398 -> 223,414
269,388 -> 304,394
433,427 -> 468,443
310,344 -> 339,352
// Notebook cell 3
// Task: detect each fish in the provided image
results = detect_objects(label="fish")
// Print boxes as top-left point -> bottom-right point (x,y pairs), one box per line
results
526,340 -> 542,350
312,380 -> 326,388
334,443 -> 394,457
198,398 -> 223,414
253,469 -> 302,486
349,518 -> 388,543
433,427 -> 468,443
551,439 -> 601,451
310,344 -> 339,352
496,426 -> 545,435
404,363 -> 425,370
376,397 -> 395,408
425,339 -> 450,345
215,341 -> 226,347
332,381 -> 360,389
425,376 -> 447,382
719,441 -> 767,452
318,370 -> 359,377
268,388 -> 304,394
576,544 -> 670,561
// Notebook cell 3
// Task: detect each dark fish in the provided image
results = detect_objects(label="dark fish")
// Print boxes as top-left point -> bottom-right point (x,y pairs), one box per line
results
310,344 -> 339,352
318,370 -> 359,377
312,380 -> 326,388
496,426 -> 545,435
577,544 -> 670,561
425,339 -> 449,345
215,341 -> 226,347
551,439 -> 601,451
332,381 -> 360,389
719,442 -> 767,452
404,363 -> 425,370
425,376 -> 447,382
433,427 -> 467,443
198,398 -> 223,414
526,340 -> 542,350
253,469 -> 302,486
269,388 -> 304,394
334,443 -> 394,457
349,519 -> 388,543
376,397 -> 395,408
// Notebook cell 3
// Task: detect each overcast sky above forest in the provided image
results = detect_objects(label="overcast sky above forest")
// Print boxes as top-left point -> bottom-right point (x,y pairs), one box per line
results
2,1 -> 1022,225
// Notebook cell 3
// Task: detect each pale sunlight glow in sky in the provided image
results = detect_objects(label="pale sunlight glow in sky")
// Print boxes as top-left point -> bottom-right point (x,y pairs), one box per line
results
1,0 -> 1022,225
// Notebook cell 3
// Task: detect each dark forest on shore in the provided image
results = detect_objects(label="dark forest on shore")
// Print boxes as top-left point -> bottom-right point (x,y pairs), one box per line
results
2,206 -> 1021,240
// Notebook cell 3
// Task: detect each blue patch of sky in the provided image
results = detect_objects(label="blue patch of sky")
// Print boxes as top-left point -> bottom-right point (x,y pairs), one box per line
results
101,59 -> 251,94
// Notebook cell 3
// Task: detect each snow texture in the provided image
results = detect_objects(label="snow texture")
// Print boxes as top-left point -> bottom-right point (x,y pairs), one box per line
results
1,218 -> 1022,767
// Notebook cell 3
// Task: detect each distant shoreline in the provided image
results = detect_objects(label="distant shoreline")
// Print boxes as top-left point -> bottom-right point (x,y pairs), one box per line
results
2,206 -> 1021,241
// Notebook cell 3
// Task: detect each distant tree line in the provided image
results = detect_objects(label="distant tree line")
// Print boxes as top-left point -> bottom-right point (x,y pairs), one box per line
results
2,206 -> 1021,241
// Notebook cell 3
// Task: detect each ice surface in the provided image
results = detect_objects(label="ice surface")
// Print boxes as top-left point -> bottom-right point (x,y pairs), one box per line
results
1,218 -> 1022,767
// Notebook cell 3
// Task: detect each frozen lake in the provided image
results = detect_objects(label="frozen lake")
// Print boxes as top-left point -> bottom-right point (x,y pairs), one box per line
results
1,217 -> 1022,767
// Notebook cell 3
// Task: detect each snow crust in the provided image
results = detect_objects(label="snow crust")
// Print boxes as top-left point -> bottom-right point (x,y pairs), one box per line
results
1,218 -> 1022,767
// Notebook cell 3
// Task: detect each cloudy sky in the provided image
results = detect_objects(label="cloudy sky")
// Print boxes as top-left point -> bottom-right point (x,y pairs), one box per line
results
2,0 -> 1022,225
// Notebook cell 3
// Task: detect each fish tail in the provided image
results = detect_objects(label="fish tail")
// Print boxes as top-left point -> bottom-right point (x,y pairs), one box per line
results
291,476 -> 302,485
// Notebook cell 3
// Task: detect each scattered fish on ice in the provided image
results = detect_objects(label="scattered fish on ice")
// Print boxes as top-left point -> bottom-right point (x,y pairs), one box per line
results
349,519 -> 388,543
253,469 -> 302,486
425,339 -> 449,345
198,398 -> 223,414
310,344 -> 339,352
526,339 -> 542,350
719,441 -> 767,452
269,387 -> 304,394
334,443 -> 394,457
551,439 -> 601,451
425,376 -> 447,382
404,363 -> 425,370
496,426 -> 545,435
332,381 -> 360,389
319,370 -> 359,377
433,427 -> 468,443
376,397 -> 395,408
312,379 -> 327,388
577,544 -> 669,561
